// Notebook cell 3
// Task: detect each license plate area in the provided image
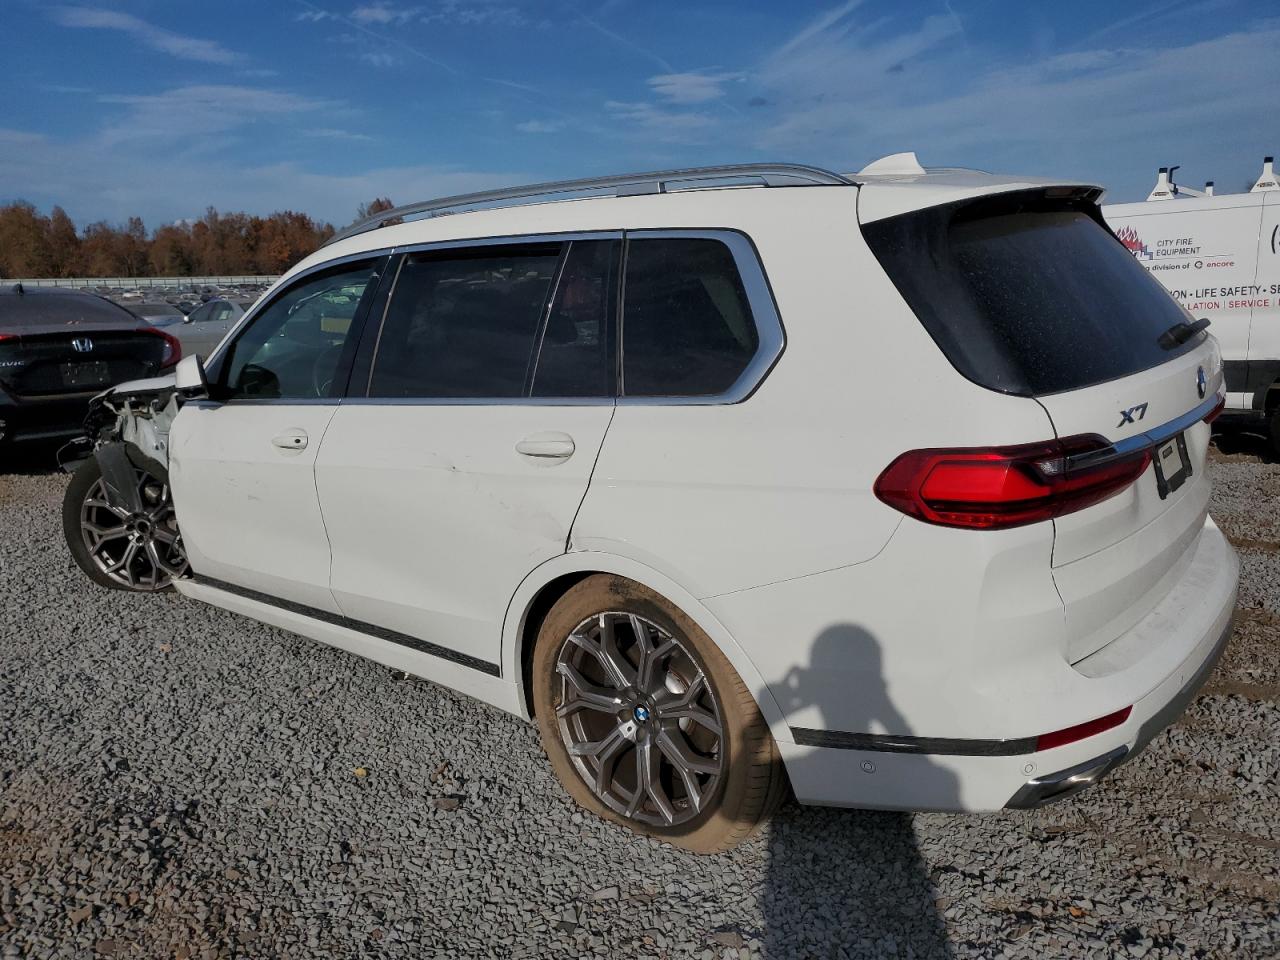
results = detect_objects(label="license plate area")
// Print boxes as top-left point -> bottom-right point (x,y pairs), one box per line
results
1152,432 -> 1191,499
60,361 -> 111,389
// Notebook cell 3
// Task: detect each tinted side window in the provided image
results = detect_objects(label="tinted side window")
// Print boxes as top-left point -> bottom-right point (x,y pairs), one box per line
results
221,261 -> 379,400
622,238 -> 759,396
530,239 -> 617,398
368,244 -> 560,398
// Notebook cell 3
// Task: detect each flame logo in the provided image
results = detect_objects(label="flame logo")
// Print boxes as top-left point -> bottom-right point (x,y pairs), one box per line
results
1115,225 -> 1148,257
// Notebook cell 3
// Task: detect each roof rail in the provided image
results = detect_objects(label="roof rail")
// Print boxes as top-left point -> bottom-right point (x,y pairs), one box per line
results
324,162 -> 854,247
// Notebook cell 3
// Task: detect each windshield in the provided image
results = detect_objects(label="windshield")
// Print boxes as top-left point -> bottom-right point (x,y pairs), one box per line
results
861,192 -> 1200,396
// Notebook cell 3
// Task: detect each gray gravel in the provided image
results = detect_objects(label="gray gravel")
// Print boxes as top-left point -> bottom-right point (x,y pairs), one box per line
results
1,429 -> 1277,959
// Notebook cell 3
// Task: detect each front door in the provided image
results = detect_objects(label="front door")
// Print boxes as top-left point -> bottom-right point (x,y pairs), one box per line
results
169,257 -> 386,611
316,237 -> 619,668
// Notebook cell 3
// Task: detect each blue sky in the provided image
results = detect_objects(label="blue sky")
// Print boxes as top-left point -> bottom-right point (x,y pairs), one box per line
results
3,0 -> 1278,228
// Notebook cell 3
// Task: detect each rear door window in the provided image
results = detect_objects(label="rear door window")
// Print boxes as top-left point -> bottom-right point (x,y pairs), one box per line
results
368,244 -> 560,398
861,193 -> 1200,396
530,239 -> 618,398
621,237 -> 759,396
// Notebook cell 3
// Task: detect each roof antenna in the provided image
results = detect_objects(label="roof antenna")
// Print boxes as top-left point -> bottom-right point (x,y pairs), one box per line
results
1251,156 -> 1277,192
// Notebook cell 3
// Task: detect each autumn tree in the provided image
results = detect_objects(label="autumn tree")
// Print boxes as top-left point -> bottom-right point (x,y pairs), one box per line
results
0,200 -> 336,278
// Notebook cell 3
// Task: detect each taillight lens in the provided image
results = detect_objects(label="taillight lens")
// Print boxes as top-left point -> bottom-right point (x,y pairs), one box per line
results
138,326 -> 182,369
874,435 -> 1152,530
1203,387 -> 1226,423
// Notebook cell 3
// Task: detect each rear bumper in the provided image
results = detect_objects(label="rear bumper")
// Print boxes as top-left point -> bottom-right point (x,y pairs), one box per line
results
1006,608 -> 1232,808
0,391 -> 94,443
736,516 -> 1238,812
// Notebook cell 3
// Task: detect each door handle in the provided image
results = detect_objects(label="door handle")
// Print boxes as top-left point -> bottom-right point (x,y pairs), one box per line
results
272,429 -> 309,451
515,433 -> 575,461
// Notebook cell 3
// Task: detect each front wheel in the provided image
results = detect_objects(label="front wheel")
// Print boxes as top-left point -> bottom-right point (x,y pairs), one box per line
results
62,455 -> 188,592
532,575 -> 787,853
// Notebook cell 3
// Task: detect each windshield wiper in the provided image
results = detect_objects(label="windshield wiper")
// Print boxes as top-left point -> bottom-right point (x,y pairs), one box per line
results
1158,317 -> 1210,349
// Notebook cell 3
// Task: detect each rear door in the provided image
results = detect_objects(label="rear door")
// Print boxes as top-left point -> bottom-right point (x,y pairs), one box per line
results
315,237 -> 618,670
169,257 -> 385,611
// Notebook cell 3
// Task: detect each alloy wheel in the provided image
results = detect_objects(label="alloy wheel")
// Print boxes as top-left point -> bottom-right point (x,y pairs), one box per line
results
79,472 -> 187,591
555,611 -> 725,827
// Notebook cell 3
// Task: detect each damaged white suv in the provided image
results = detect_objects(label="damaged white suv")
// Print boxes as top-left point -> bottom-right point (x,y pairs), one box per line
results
63,157 -> 1238,853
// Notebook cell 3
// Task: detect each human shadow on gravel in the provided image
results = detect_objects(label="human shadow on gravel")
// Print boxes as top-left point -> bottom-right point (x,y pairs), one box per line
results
761,625 -> 957,959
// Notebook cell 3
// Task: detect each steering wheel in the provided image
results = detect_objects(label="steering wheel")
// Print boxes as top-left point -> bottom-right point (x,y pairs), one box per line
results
311,341 -> 346,397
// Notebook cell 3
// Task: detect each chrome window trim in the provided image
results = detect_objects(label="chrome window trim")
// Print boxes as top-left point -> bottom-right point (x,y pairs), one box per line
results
616,229 -> 784,407
207,228 -> 783,408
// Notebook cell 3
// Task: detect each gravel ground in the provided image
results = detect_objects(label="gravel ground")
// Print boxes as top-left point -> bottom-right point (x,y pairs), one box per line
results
1,429 -> 1277,960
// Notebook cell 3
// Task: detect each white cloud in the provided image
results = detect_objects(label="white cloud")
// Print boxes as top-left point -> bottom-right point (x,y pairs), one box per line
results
605,101 -> 715,142
0,128 -> 527,228
52,6 -> 241,64
304,128 -> 375,141
647,71 -> 744,105
351,3 -> 420,25
94,85 -> 339,145
515,119 -> 564,134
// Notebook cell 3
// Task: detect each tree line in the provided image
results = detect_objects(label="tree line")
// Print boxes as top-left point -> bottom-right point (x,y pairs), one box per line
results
0,198 -> 395,279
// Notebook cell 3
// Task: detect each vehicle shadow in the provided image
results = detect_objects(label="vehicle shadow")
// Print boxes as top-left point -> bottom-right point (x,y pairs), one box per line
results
0,439 -> 67,476
761,624 -> 956,959
1210,421 -> 1276,463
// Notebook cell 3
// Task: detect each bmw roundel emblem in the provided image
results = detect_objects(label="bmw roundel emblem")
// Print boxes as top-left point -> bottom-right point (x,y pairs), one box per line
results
1196,366 -> 1207,399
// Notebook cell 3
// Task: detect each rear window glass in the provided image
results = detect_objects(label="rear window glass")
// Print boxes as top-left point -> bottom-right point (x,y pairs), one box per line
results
861,193 -> 1199,396
0,292 -> 137,326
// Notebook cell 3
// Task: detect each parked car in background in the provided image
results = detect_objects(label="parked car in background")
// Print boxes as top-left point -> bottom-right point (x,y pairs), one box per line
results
63,158 -> 1237,852
0,284 -> 181,448
165,298 -> 254,357
129,302 -> 188,326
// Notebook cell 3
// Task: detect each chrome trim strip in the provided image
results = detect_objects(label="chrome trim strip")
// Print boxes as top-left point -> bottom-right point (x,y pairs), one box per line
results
1065,392 -> 1223,470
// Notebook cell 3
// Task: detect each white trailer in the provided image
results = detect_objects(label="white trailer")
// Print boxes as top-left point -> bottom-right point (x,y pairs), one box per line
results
1103,157 -> 1280,453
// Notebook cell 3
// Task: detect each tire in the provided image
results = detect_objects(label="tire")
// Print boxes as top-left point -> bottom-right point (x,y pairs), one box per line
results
532,575 -> 787,853
1269,406 -> 1280,460
62,455 -> 187,593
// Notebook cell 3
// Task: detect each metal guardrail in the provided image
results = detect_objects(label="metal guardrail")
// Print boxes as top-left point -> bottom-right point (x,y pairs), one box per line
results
6,276 -> 280,290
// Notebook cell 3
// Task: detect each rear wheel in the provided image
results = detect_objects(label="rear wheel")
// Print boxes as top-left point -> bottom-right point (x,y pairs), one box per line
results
531,575 -> 786,853
62,456 -> 187,592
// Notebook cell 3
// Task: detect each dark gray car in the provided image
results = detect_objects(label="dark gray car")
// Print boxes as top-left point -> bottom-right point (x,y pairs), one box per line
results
0,285 -> 181,447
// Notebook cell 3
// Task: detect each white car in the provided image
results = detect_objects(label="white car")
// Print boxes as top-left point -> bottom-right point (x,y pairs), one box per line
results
62,156 -> 1239,853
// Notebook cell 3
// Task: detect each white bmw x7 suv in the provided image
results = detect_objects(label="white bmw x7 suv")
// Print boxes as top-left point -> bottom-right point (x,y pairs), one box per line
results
63,156 -> 1239,853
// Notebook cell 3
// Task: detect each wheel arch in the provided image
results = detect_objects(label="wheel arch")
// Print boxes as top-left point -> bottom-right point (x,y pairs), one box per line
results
501,552 -> 790,744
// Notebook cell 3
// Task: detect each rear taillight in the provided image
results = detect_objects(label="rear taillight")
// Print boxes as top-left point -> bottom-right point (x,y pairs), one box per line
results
1203,388 -> 1226,424
138,326 -> 182,368
874,435 -> 1152,530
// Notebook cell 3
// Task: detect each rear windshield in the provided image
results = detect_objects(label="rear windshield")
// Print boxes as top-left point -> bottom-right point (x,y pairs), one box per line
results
861,192 -> 1200,396
0,292 -> 138,327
